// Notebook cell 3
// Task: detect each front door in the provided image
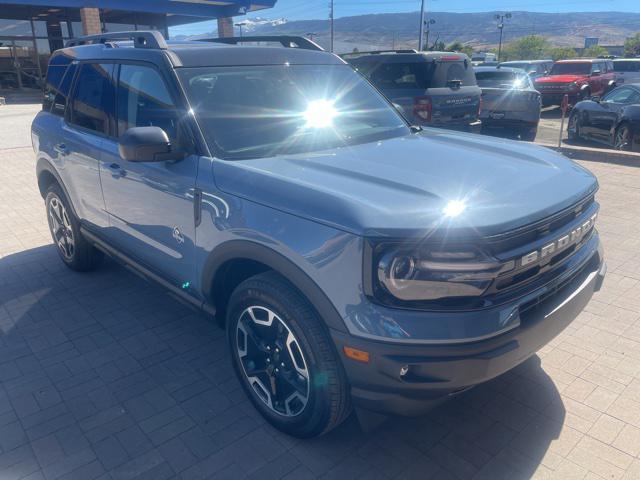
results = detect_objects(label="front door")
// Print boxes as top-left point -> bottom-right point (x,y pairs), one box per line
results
99,63 -> 198,289
589,87 -> 638,142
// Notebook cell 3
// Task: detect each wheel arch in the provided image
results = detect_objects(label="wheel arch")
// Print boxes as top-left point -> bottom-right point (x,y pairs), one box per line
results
36,158 -> 78,218
201,240 -> 348,333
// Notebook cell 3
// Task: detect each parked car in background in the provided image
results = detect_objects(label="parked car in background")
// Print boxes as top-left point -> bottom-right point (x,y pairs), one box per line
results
475,66 -> 541,141
499,60 -> 554,80
613,59 -> 640,85
471,52 -> 496,65
346,50 -> 482,131
568,83 -> 640,151
534,59 -> 616,107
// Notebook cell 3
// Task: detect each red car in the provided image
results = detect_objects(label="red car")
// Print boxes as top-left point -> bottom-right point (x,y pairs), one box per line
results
534,59 -> 616,107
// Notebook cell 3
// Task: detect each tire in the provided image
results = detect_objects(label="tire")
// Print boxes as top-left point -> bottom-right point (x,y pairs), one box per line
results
567,113 -> 580,141
519,127 -> 537,142
45,184 -> 103,271
614,124 -> 633,151
226,271 -> 351,437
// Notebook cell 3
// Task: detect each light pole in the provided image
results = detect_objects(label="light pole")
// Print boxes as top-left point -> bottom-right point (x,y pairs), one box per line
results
329,0 -> 334,53
235,22 -> 247,38
418,0 -> 426,50
306,32 -> 317,42
495,12 -> 512,62
424,18 -> 436,50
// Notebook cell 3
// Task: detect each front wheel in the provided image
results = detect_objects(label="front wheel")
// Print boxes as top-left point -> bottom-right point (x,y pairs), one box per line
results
614,124 -> 633,151
226,272 -> 351,437
567,113 -> 581,141
519,127 -> 537,142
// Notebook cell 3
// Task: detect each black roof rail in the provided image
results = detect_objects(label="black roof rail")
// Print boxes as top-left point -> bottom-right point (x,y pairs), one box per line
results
198,35 -> 324,52
341,49 -> 419,58
65,31 -> 168,50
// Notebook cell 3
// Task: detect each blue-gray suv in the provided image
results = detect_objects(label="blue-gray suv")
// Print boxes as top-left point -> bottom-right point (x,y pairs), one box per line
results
32,31 -> 606,438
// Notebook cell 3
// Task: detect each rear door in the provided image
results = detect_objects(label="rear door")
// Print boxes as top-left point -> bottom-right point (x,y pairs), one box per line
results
62,62 -> 114,228
613,60 -> 640,85
99,62 -> 198,287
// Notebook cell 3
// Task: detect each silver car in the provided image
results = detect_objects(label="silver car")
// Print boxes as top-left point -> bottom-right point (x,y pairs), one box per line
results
475,66 -> 542,141
613,59 -> 640,85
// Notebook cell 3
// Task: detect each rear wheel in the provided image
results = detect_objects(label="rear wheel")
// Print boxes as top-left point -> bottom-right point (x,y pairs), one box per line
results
45,184 -> 103,271
614,124 -> 632,151
226,272 -> 351,438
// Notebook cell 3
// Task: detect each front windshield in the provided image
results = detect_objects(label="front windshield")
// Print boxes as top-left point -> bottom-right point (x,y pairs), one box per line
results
550,63 -> 590,75
178,64 -> 410,160
475,71 -> 531,89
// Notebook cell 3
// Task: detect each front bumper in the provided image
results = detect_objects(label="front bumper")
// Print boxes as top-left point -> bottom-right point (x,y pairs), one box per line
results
331,244 -> 605,416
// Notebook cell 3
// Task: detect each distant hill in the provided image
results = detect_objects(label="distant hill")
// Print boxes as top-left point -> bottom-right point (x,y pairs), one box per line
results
176,11 -> 640,54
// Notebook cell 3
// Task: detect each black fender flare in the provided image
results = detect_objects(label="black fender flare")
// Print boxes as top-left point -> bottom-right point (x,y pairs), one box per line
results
36,157 -> 79,218
201,240 -> 348,333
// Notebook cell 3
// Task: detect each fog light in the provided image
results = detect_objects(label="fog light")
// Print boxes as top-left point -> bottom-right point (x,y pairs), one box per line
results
399,365 -> 409,377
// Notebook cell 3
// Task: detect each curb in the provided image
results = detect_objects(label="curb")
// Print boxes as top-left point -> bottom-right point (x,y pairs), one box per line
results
536,142 -> 640,167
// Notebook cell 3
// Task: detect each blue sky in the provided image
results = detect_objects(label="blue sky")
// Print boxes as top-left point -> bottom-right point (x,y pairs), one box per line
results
170,0 -> 639,36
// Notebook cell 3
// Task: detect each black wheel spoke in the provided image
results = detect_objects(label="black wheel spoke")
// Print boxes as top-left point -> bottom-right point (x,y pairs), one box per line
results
236,306 -> 310,417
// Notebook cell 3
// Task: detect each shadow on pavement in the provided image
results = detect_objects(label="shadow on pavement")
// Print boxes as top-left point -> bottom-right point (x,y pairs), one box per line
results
0,244 -> 566,479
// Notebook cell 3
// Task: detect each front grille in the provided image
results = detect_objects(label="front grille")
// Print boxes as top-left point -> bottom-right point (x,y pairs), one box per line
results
537,83 -> 570,91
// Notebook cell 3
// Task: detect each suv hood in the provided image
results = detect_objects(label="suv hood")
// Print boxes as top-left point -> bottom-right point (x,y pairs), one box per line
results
212,130 -> 598,238
535,74 -> 587,84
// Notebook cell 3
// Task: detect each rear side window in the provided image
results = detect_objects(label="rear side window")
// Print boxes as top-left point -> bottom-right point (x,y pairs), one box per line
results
44,63 -> 77,116
69,63 -> 116,135
117,64 -> 178,140
354,58 -> 475,90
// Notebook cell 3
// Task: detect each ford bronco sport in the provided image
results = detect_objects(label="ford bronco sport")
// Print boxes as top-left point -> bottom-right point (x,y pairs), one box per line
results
32,31 -> 606,438
534,59 -> 616,107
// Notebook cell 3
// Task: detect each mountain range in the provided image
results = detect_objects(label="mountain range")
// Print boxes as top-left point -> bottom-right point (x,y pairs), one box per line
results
175,11 -> 640,53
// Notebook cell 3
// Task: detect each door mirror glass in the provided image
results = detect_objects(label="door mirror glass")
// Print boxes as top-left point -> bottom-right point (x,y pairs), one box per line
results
118,126 -> 184,162
591,70 -> 601,76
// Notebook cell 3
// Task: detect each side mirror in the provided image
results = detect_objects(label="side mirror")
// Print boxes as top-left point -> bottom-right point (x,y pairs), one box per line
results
591,70 -> 601,76
590,95 -> 601,102
118,126 -> 184,162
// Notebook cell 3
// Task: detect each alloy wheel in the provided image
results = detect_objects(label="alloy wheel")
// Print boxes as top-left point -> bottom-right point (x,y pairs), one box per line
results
236,306 -> 310,417
48,197 -> 75,260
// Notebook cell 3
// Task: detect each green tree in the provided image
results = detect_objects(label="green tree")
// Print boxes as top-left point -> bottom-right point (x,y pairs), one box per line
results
549,47 -> 577,61
624,33 -> 640,57
582,45 -> 608,58
445,41 -> 474,58
500,35 -> 551,61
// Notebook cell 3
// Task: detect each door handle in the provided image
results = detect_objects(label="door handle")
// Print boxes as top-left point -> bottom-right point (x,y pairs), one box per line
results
54,143 -> 69,156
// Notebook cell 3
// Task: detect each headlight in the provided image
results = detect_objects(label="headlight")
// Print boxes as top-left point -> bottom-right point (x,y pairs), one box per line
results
369,243 -> 515,306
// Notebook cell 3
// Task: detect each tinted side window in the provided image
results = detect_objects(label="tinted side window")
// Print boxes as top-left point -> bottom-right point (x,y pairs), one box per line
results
45,63 -> 77,117
353,61 -> 435,90
43,65 -> 67,112
117,64 -> 177,140
69,63 -> 116,135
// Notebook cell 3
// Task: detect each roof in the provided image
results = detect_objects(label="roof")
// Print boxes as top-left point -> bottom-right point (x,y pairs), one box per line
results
556,59 -> 603,63
347,51 -> 470,63
500,59 -> 552,64
474,66 -> 525,73
613,58 -> 640,62
52,39 -> 345,68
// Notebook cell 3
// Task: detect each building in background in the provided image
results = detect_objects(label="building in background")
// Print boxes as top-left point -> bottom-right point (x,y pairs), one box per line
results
0,0 -> 277,90
584,37 -> 599,49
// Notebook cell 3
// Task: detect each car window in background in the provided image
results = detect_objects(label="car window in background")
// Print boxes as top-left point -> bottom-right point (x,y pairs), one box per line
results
117,64 -> 178,140
475,70 -> 531,89
550,63 -> 591,75
69,63 -> 115,135
353,61 -> 435,89
179,64 -> 409,160
604,88 -> 640,104
501,62 -> 535,73
613,61 -> 640,72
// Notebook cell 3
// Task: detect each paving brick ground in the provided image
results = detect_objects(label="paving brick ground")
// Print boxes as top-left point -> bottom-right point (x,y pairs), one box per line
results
1,104 -> 640,479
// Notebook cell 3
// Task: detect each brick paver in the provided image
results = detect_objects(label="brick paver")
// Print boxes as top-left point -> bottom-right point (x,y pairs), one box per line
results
1,104 -> 640,479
